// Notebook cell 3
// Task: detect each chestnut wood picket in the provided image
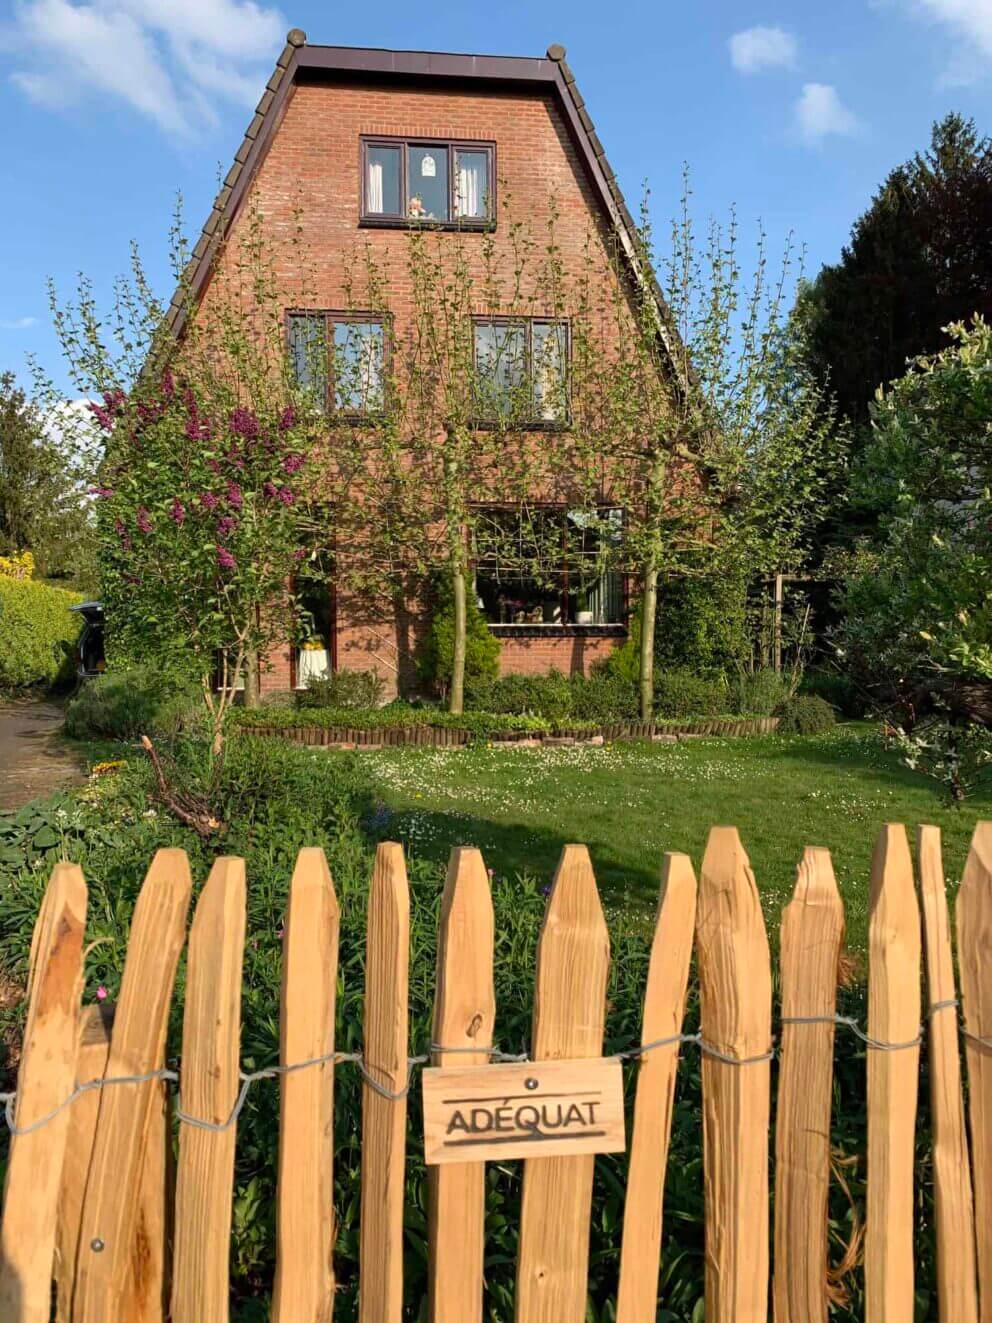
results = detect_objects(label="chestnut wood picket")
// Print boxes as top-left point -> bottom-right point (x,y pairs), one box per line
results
0,821 -> 990,1320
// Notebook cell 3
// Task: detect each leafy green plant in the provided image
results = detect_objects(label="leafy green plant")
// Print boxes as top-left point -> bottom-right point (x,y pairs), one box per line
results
890,719 -> 992,803
418,575 -> 499,699
64,667 -> 199,740
776,694 -> 837,736
0,574 -> 82,688
729,668 -> 790,718
653,669 -> 728,718
296,669 -> 385,710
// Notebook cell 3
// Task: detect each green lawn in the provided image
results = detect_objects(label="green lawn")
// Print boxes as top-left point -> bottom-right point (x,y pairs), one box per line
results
356,723 -> 992,951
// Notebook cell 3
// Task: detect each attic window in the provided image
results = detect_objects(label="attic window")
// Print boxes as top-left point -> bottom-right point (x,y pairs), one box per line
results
361,137 -> 494,228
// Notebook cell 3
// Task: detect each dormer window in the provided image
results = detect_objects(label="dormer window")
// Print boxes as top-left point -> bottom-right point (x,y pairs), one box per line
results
361,136 -> 494,228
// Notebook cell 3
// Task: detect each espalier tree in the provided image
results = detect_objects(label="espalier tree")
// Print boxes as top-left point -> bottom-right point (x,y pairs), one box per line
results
45,207 -> 333,755
330,205 -> 576,715
567,176 -> 841,719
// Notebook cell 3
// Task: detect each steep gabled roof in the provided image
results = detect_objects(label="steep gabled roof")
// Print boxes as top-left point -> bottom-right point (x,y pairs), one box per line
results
166,31 -> 682,377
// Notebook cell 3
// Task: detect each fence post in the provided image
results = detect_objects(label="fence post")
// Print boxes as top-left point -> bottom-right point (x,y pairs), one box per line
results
695,826 -> 772,1323
73,849 -> 191,1323
55,1004 -> 171,1322
171,857 -> 247,1323
359,842 -> 410,1323
774,847 -> 844,1323
0,863 -> 87,1323
273,848 -> 340,1323
865,824 -> 920,1321
616,852 -> 696,1323
516,845 -> 610,1323
428,847 -> 495,1323
956,821 -> 992,1322
917,826 -> 978,1322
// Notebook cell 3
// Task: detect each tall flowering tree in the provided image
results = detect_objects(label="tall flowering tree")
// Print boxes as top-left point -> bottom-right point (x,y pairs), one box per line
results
47,208 -> 329,753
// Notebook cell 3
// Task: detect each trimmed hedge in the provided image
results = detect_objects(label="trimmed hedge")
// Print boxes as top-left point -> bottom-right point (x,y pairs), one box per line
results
0,576 -> 82,688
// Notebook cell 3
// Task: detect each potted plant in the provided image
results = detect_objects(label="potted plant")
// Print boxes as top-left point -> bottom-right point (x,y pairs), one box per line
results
574,586 -> 594,625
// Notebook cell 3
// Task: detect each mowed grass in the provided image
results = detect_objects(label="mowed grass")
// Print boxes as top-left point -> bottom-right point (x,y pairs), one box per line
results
356,723 -> 992,952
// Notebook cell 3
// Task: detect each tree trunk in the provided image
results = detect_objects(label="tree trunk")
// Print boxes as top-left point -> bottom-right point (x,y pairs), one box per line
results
449,560 -> 467,715
639,561 -> 658,721
243,648 -> 260,709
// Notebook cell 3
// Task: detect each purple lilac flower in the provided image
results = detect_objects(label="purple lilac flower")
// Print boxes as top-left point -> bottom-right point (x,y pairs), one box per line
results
276,486 -> 294,506
88,486 -> 115,498
216,515 -> 237,538
226,448 -> 245,471
293,547 -> 307,561
89,403 -> 114,431
226,482 -> 243,511
230,407 -> 260,439
170,498 -> 186,525
161,368 -> 175,397
136,506 -> 153,534
263,480 -> 278,498
206,457 -> 221,473
201,492 -> 219,512
216,545 -> 236,570
282,452 -> 305,475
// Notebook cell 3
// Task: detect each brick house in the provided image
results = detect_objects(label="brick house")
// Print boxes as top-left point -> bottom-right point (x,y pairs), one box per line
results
172,31 -> 680,699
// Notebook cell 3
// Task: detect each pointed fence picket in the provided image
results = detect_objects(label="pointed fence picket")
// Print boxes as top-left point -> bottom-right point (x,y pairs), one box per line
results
1,823 -> 992,1320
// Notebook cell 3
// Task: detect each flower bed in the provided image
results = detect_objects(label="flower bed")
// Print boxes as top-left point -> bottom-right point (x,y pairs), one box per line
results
232,706 -> 780,748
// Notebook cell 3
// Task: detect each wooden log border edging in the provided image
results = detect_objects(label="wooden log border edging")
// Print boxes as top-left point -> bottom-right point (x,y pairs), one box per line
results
241,715 -> 781,750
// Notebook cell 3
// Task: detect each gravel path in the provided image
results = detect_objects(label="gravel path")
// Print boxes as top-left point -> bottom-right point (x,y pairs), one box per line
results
0,697 -> 86,810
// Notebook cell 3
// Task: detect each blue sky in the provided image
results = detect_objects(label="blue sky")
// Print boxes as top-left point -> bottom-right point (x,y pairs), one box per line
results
2,0 -> 991,392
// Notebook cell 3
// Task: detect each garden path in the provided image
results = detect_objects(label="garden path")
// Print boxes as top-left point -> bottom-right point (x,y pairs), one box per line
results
0,697 -> 85,810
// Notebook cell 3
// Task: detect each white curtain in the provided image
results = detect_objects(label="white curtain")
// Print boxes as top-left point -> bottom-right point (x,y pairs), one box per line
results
368,161 -> 384,213
456,162 -> 482,218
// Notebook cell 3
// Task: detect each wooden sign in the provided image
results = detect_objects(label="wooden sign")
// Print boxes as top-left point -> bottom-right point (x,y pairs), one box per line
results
422,1057 -> 625,1165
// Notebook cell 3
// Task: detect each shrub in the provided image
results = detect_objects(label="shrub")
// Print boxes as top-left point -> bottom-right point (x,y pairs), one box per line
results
654,573 -> 748,675
419,576 -> 500,697
653,668 -> 728,718
568,671 -> 639,722
802,669 -> 871,719
729,667 -> 790,717
467,670 -> 574,720
776,694 -> 837,735
297,669 -> 386,710
0,576 -> 82,688
64,667 -> 199,740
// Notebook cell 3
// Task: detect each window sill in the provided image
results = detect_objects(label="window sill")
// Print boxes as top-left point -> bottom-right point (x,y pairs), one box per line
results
487,623 -> 627,639
359,217 -> 495,233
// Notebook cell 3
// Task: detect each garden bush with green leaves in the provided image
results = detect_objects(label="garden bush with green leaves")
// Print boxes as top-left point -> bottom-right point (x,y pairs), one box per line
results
0,575 -> 82,689
776,694 -> 837,735
64,666 -> 200,740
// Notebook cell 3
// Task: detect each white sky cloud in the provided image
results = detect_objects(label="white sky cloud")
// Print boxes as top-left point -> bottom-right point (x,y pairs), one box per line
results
794,82 -> 860,144
9,0 -> 286,137
0,315 -> 39,330
914,0 -> 992,84
729,25 -> 798,73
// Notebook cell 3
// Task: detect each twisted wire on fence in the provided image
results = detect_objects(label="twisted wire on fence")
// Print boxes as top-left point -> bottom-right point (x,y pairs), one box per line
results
4,1001 -> 987,1138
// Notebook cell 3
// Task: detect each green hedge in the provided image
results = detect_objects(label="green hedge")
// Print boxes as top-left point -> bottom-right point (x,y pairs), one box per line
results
64,667 -> 200,741
0,576 -> 83,688
231,702 -> 568,737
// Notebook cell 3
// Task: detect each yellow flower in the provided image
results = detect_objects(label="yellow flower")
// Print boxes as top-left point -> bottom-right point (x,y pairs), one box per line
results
91,760 -> 127,777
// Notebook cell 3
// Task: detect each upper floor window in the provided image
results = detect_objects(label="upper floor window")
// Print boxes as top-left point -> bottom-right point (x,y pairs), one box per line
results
288,312 -> 386,416
361,137 -> 494,227
473,318 -> 569,425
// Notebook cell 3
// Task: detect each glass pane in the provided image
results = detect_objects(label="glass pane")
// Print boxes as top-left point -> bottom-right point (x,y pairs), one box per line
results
333,320 -> 384,412
366,144 -> 401,215
474,322 -> 527,418
533,321 -> 568,421
288,314 -> 327,405
475,507 -> 564,624
408,145 -> 449,221
454,149 -> 489,219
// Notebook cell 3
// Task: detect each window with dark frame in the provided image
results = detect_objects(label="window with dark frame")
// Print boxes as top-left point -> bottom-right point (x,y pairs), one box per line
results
474,506 -> 625,627
361,137 -> 494,226
472,318 -> 570,425
288,312 -> 386,416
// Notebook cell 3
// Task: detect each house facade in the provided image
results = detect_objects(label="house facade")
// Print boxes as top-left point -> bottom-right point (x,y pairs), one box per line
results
176,32 -> 674,699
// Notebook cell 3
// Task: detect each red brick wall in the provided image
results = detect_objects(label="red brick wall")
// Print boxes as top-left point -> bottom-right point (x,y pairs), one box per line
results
497,632 -> 621,678
206,76 -> 634,696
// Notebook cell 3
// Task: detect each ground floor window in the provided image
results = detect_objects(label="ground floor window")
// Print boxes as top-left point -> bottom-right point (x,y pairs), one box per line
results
294,550 -> 335,688
473,506 -> 625,626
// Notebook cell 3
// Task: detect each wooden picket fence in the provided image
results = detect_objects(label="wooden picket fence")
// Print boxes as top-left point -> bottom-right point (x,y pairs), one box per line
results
0,821 -> 990,1320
